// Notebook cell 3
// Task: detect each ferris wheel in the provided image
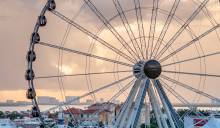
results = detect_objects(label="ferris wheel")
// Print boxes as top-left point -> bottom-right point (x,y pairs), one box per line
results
26,0 -> 220,127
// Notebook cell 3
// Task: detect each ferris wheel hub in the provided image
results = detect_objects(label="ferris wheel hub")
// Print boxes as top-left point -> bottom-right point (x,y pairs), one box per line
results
133,60 -> 161,79
144,60 -> 161,79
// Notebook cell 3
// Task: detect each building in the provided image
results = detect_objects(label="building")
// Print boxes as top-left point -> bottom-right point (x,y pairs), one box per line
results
6,100 -> 14,104
86,99 -> 94,105
184,116 -> 220,128
65,96 -> 80,105
100,98 -> 104,103
16,101 -> 31,106
64,102 -> 118,126
211,99 -> 220,105
37,96 -> 59,105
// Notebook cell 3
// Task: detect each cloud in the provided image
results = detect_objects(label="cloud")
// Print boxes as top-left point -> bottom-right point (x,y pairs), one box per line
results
0,0 -> 220,102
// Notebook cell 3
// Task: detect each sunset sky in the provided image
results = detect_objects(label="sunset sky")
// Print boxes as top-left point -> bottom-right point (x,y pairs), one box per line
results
1,0 -> 220,105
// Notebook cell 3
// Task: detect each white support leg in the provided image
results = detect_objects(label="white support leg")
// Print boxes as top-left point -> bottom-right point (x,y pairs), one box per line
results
145,102 -> 150,127
115,79 -> 142,128
154,81 -> 176,128
155,80 -> 182,128
149,82 -> 169,128
148,84 -> 163,128
125,79 -> 150,128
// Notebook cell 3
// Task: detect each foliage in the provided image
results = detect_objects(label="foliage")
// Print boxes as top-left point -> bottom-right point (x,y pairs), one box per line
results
99,121 -> 104,128
0,111 -> 4,118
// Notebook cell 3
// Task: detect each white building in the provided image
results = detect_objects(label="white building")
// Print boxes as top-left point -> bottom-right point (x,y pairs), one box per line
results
6,100 -> 14,104
65,96 -> 80,105
86,99 -> 94,105
184,115 -> 220,128
37,96 -> 59,105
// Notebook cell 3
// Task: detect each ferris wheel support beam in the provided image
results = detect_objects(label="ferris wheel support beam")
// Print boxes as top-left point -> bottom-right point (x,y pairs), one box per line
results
156,0 -> 210,59
154,80 -> 182,128
160,79 -> 194,110
148,83 -> 166,128
84,0 -> 140,61
114,79 -> 141,128
160,79 -> 206,120
126,79 -> 150,128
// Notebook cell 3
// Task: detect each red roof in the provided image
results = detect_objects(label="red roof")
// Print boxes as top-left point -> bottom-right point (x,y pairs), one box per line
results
82,109 -> 97,114
87,102 -> 116,109
64,107 -> 82,114
64,102 -> 117,115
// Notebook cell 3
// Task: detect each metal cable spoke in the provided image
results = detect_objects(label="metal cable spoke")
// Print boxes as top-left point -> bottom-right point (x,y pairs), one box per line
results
93,79 -> 135,115
27,0 -> 220,127
156,0 -> 210,60
160,79 -> 194,109
162,51 -> 220,67
56,3 -> 86,117
35,70 -> 132,79
160,78 -> 205,120
160,25 -> 220,63
163,70 -> 220,78
152,0 -> 180,58
38,41 -> 133,67
160,74 -> 220,103
113,0 -> 143,59
108,79 -> 135,102
44,75 -> 133,112
84,0 -> 140,61
51,10 -> 135,63
133,0 -> 146,59
147,0 -> 159,59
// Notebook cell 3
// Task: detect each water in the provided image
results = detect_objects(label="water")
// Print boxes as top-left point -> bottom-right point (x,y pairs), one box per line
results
1,105 -> 220,112
0,105 -> 88,112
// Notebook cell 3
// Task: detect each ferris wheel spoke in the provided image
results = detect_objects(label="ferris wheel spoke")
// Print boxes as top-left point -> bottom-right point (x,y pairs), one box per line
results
160,25 -> 220,63
108,78 -> 135,103
159,79 -> 194,110
113,0 -> 144,60
44,75 -> 133,112
160,78 -> 204,120
38,41 -> 133,67
133,0 -> 146,59
156,0 -> 210,60
84,79 -> 135,115
160,74 -> 220,103
35,70 -> 132,79
51,10 -> 136,63
147,0 -> 159,59
163,70 -> 220,78
84,0 -> 140,61
162,51 -> 220,67
152,0 -> 180,58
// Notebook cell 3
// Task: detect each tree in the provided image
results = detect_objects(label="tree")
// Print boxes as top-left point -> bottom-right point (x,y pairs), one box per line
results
99,121 -> 104,128
140,123 -> 157,128
0,111 -> 4,118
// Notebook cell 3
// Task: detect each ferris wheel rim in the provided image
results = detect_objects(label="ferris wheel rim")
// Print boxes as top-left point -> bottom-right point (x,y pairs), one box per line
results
26,0 -> 220,127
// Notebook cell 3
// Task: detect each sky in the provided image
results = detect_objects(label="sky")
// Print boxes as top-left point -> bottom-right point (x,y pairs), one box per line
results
0,0 -> 220,104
